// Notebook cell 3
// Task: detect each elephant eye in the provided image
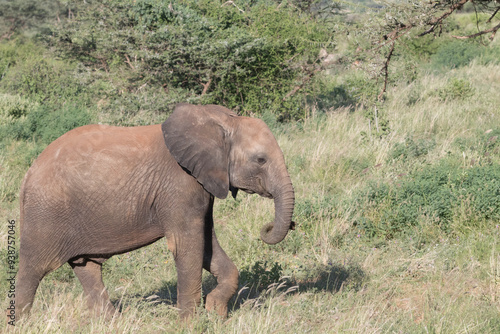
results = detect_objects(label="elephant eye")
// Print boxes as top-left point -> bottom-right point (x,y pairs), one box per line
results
256,157 -> 267,165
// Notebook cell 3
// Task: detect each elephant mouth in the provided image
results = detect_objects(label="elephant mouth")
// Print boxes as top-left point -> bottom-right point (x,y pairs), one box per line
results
261,191 -> 273,199
240,187 -> 273,199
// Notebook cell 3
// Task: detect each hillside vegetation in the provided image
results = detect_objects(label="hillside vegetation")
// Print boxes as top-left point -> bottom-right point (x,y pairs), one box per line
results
1,1 -> 500,333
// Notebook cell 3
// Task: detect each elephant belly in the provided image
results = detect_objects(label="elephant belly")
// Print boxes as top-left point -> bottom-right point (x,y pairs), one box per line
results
68,206 -> 166,256
89,228 -> 165,255
21,189 -> 166,260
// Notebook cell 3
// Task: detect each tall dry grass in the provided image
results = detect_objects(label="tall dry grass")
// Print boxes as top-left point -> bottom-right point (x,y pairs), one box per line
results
1,62 -> 500,333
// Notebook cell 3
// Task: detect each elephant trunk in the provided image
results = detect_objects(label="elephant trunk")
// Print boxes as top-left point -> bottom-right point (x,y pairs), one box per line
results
260,173 -> 295,245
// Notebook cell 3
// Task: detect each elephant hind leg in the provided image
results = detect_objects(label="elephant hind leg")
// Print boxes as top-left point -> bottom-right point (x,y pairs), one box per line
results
69,257 -> 115,318
15,249 -> 66,322
14,263 -> 47,322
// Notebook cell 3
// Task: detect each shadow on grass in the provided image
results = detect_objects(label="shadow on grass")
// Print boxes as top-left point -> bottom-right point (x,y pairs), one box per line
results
228,260 -> 366,312
133,260 -> 366,314
116,280 -> 178,312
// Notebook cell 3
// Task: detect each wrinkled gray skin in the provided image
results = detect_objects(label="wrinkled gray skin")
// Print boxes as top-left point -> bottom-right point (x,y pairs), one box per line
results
15,104 -> 295,322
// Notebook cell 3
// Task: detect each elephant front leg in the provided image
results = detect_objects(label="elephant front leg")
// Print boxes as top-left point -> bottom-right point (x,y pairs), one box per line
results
203,225 -> 239,318
170,236 -> 204,320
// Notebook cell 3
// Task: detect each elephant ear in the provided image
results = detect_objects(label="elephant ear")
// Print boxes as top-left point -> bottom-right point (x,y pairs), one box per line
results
162,103 -> 236,199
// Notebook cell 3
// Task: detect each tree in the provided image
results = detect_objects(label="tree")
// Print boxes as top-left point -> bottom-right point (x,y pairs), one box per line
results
45,0 -> 336,120
351,0 -> 500,99
0,0 -> 65,39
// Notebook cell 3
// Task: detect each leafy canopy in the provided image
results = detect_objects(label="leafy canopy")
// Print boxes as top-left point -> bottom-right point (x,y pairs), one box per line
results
45,0 -> 335,120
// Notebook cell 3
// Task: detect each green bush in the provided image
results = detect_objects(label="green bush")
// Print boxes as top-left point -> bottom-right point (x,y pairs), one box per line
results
453,128 -> 500,161
47,0 -> 334,120
344,74 -> 379,106
437,77 -> 475,101
239,261 -> 284,292
476,44 -> 500,65
2,104 -> 92,144
351,160 -> 500,239
0,0 -> 64,38
0,94 -> 39,120
1,58 -> 89,104
405,34 -> 445,61
308,77 -> 357,111
45,264 -> 75,283
296,195 -> 338,228
388,136 -> 436,162
309,73 -> 380,112
431,40 -> 485,69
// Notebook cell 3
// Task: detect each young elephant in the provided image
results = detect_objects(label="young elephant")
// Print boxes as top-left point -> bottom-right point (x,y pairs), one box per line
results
14,104 -> 295,322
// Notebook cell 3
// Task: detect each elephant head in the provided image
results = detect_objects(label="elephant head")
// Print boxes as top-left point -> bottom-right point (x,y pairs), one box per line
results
162,104 -> 295,245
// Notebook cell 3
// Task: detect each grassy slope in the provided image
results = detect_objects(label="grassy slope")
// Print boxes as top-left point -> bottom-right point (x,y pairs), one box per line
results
1,62 -> 500,332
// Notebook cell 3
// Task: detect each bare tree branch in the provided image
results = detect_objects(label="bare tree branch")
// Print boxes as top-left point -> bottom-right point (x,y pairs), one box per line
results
452,21 -> 500,40
378,42 -> 395,102
419,0 -> 470,37
487,7 -> 500,23
201,77 -> 212,96
283,65 -> 321,100
375,25 -> 412,53
221,1 -> 244,13
125,55 -> 136,71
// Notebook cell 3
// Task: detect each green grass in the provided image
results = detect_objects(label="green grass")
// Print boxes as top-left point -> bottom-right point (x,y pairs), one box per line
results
1,62 -> 500,332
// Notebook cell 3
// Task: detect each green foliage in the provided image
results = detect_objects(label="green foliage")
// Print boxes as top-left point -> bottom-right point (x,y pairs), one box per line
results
0,45 -> 14,79
296,195 -> 338,227
309,73 -> 380,112
344,74 -> 379,106
0,38 -> 47,83
476,44 -> 500,65
1,104 -> 92,144
0,0 -> 64,37
453,128 -> 500,158
431,40 -> 486,69
388,136 -> 436,162
45,264 -> 75,283
308,76 -> 356,111
239,261 -> 284,292
481,130 -> 500,156
437,77 -> 475,101
405,34 -> 445,61
352,160 -> 500,239
342,0 -> 382,11
361,105 -> 390,139
45,0 -> 334,120
0,55 -> 91,107
0,93 -> 39,120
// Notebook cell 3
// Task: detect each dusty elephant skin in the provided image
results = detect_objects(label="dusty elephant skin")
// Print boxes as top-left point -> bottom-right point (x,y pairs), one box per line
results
14,103 -> 295,323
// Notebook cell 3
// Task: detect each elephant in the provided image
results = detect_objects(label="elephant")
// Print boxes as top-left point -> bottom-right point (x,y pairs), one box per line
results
14,103 -> 295,323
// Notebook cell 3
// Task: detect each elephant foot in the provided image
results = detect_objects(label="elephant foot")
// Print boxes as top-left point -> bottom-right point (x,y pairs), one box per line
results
98,302 -> 116,320
205,291 -> 228,318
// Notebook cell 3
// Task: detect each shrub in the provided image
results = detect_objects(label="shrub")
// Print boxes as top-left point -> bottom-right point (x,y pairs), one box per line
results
351,160 -> 500,239
453,128 -> 500,164
2,104 -> 92,144
437,77 -> 475,101
476,44 -> 500,65
0,54 -> 92,109
0,94 -> 39,120
388,136 -> 436,162
308,77 -> 357,111
239,261 -> 284,292
307,73 -> 380,113
431,40 -> 484,69
295,195 -> 339,228
47,0 -> 335,120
